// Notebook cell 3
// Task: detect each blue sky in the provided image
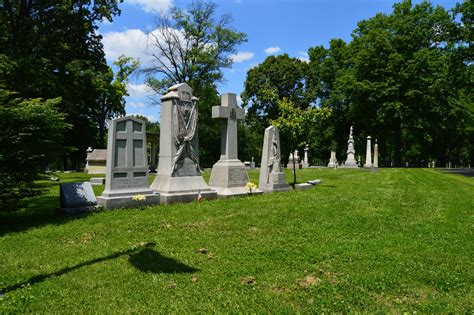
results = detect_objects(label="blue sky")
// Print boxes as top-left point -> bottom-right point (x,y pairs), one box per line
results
99,0 -> 459,122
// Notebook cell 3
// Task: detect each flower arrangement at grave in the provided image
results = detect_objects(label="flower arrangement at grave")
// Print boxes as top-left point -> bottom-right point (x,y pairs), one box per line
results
245,182 -> 258,194
131,194 -> 146,202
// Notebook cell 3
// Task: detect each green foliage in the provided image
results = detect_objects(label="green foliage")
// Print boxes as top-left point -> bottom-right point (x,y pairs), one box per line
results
143,0 -> 246,167
245,0 -> 472,166
0,169 -> 473,312
0,0 -> 124,167
0,90 -> 71,211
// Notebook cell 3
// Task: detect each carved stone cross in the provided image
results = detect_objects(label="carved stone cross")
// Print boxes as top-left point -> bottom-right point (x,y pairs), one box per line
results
212,93 -> 245,160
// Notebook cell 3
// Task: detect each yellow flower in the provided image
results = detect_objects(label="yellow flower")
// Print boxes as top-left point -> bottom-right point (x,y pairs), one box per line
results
245,182 -> 257,193
131,194 -> 146,201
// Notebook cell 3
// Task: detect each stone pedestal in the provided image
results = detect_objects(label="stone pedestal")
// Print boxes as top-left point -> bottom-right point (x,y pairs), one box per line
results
150,83 -> 216,204
209,93 -> 261,198
364,136 -> 373,168
259,126 -> 291,193
97,116 -> 159,209
327,150 -> 337,167
344,126 -> 358,168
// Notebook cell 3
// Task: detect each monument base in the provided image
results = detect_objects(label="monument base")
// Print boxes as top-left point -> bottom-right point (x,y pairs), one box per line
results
327,162 -> 337,168
302,162 -> 309,168
286,162 -> 302,169
56,205 -> 100,215
97,193 -> 160,209
259,172 -> 292,193
363,163 -> 373,168
151,175 -> 217,204
209,159 -> 262,198
342,163 -> 359,168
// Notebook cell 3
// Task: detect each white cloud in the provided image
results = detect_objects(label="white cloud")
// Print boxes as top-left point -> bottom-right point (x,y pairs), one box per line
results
236,95 -> 242,106
126,83 -> 153,98
126,0 -> 172,13
100,17 -> 113,25
297,51 -> 309,63
230,51 -> 254,63
264,46 -> 281,54
102,29 -> 154,63
128,101 -> 146,108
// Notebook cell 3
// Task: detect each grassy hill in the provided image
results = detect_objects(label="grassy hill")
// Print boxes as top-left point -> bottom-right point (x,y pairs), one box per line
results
1,168 -> 473,312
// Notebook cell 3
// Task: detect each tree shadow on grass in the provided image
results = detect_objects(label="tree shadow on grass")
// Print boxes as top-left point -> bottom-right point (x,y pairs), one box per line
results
129,248 -> 198,274
0,242 -> 197,295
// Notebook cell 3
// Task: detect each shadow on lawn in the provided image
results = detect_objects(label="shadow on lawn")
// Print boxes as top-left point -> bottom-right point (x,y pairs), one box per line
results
129,248 -> 198,274
0,195 -> 92,237
0,242 -> 198,295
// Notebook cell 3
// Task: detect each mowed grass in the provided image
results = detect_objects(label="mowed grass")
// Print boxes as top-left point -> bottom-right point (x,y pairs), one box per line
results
0,168 -> 473,312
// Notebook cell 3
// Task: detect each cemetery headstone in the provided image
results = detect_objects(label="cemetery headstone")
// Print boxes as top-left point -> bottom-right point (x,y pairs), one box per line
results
344,126 -> 358,168
150,83 -> 216,203
209,93 -> 261,197
287,150 -> 302,169
373,139 -> 379,168
58,182 -> 98,214
327,150 -> 337,168
259,126 -> 291,193
364,136 -> 373,168
302,144 -> 310,168
97,116 -> 159,209
250,156 -> 256,169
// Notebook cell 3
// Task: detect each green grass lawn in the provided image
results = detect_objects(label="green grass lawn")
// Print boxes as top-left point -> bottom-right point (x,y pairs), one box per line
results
1,168 -> 473,312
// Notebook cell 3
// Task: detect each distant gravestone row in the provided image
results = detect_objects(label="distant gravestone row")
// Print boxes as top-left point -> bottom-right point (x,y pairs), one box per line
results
326,126 -> 379,170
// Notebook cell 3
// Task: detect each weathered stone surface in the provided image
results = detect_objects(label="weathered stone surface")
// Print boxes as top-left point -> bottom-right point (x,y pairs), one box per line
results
295,183 -> 312,191
209,93 -> 260,198
343,126 -> 358,168
327,150 -> 337,168
364,136 -> 373,168
97,116 -> 159,209
373,140 -> 379,168
307,179 -> 322,185
58,182 -> 97,214
258,126 -> 291,193
150,83 -> 216,203
90,177 -> 105,185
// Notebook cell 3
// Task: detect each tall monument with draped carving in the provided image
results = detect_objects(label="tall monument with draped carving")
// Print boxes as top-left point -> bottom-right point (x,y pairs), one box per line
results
151,83 -> 216,203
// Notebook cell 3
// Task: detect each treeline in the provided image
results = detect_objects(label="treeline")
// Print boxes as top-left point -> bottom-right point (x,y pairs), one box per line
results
241,0 -> 473,167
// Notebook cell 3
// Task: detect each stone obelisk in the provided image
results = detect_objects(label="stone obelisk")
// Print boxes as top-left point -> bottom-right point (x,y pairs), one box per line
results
364,136 -> 372,168
344,126 -> 358,168
328,150 -> 337,168
373,139 -> 379,168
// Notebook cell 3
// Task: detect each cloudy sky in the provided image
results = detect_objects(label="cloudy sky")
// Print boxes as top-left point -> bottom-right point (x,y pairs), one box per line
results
99,0 -> 458,122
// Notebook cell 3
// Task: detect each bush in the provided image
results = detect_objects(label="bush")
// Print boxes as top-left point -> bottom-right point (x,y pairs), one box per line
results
0,90 -> 70,211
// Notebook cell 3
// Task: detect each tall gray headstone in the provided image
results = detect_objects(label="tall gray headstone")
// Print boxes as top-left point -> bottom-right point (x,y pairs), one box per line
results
364,136 -> 373,168
97,116 -> 159,209
344,126 -> 358,168
150,83 -> 216,203
259,126 -> 291,193
209,93 -> 261,197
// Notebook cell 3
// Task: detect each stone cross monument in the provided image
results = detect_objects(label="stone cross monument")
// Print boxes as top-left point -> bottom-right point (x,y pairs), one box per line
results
364,136 -> 373,168
97,116 -> 159,209
151,83 -> 216,204
373,139 -> 379,168
209,93 -> 260,197
259,126 -> 291,193
344,125 -> 358,168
